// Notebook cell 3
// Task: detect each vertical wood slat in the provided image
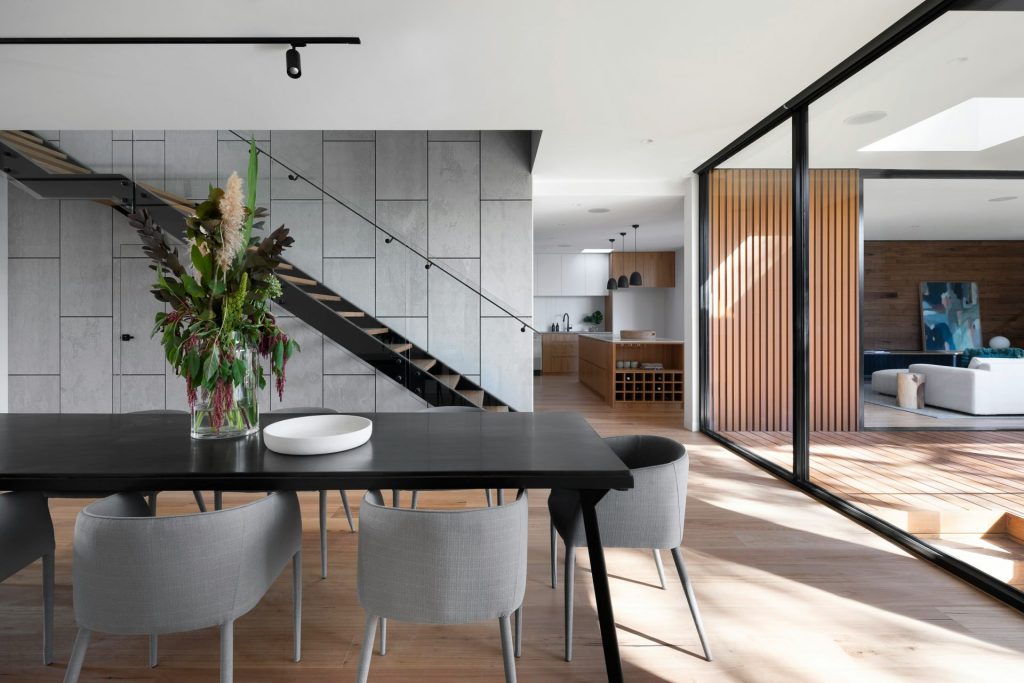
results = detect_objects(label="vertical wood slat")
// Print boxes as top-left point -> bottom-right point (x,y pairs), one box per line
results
708,168 -> 859,433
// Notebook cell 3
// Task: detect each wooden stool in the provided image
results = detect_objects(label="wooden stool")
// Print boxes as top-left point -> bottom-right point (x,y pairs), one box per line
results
896,372 -> 926,409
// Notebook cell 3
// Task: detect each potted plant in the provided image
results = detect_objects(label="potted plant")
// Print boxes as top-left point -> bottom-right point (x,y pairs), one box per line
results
582,310 -> 604,331
130,140 -> 298,439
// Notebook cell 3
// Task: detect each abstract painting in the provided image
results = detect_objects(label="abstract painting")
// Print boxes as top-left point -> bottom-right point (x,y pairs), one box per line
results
920,281 -> 982,351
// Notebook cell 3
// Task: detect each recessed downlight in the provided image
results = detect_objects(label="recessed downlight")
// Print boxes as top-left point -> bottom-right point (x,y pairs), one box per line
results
556,243 -> 572,248
641,138 -> 654,144
844,110 -> 887,126
989,195 -> 1018,202
588,208 -> 610,214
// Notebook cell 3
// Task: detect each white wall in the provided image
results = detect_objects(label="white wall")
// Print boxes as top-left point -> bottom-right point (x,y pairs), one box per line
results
534,295 -> 605,332
683,176 -> 699,431
611,288 -> 669,336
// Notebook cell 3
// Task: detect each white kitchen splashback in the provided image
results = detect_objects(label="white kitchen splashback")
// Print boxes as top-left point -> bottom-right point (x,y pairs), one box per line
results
534,296 -> 605,332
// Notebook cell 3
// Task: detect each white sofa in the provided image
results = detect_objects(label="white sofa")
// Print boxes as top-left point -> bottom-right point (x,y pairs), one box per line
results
908,358 -> 1024,415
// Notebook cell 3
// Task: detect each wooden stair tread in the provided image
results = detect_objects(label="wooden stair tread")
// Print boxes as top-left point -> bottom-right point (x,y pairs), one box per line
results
0,132 -> 67,160
364,328 -> 389,335
337,311 -> 365,318
23,152 -> 91,175
274,262 -> 294,271
277,273 -> 318,287
137,182 -> 195,209
309,293 -> 341,302
484,405 -> 510,412
411,358 -> 438,371
389,343 -> 413,353
6,130 -> 44,144
433,374 -> 460,388
461,390 -> 485,405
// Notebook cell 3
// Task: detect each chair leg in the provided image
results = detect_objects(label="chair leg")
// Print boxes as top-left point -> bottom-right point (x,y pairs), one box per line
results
499,614 -> 517,683
671,547 -> 713,661
340,490 -> 355,532
549,521 -> 557,589
486,488 -> 493,507
148,492 -> 158,516
42,552 -> 54,665
653,549 -> 667,589
411,490 -> 419,509
379,617 -> 387,655
319,490 -> 328,579
293,550 -> 302,662
149,635 -> 158,667
514,606 -> 523,658
356,614 -> 378,683
214,491 -> 223,510
391,489 -> 399,507
497,489 -> 505,506
193,490 -> 208,512
564,544 -> 575,662
62,628 -> 90,683
220,620 -> 234,683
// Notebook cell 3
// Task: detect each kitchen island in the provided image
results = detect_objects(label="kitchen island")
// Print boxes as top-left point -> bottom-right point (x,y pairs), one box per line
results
578,334 -> 684,409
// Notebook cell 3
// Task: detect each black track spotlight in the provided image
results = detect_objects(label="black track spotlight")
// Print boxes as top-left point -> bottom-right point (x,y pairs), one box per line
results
286,43 -> 304,79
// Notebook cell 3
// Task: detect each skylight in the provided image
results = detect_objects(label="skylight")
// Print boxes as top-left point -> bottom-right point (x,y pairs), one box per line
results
581,248 -> 614,253
859,97 -> 1024,152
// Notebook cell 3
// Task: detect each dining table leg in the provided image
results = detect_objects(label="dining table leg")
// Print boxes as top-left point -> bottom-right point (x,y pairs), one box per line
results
580,489 -> 623,683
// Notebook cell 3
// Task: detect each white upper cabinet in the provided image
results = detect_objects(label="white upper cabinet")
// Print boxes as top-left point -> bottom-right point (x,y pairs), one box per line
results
534,253 -> 562,296
560,254 -> 588,296
584,254 -> 610,296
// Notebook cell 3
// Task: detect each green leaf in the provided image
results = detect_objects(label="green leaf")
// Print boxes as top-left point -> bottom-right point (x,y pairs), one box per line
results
187,351 -> 201,380
191,243 -> 212,281
181,274 -> 204,299
231,358 -> 244,385
273,340 -> 284,370
203,346 -> 221,384
285,339 -> 300,359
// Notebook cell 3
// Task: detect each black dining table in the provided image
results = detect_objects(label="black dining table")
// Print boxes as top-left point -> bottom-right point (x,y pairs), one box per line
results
0,410 -> 633,682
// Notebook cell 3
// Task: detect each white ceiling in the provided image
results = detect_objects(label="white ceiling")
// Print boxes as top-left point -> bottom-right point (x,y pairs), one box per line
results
864,178 -> 1024,240
533,195 -> 685,253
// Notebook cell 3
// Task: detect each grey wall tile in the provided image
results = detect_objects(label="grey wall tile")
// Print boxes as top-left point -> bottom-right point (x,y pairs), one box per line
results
270,318 -> 323,410
324,338 -> 374,375
112,130 -> 132,141
118,258 -> 166,374
218,140 -> 270,210
375,372 -> 428,412
375,230 -> 427,318
165,367 -> 188,412
324,131 -> 375,141
269,200 -> 323,280
8,186 -> 59,257
60,317 -> 113,413
481,317 -> 533,411
112,213 -> 144,257
9,376 -> 60,413
132,140 -> 166,189
36,131 -> 60,142
481,200 -> 533,316
324,375 -> 376,412
428,260 -> 480,374
119,375 -> 166,412
164,131 -> 218,201
8,259 -> 59,373
323,141 -> 375,256
428,141 -> 480,258
323,258 -> 375,314
60,201 -> 112,316
113,141 -> 132,179
376,131 -> 427,200
378,317 -> 428,350
133,130 -> 165,141
429,131 -> 480,141
271,131 -> 323,200
377,200 -> 427,253
59,131 -> 113,173
218,130 -> 270,141
481,131 -> 532,200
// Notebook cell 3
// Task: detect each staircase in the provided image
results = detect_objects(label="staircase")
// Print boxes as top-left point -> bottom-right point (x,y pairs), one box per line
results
0,130 -> 513,412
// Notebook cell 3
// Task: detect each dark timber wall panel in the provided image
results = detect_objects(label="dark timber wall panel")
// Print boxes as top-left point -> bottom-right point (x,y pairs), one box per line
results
864,240 -> 1024,351
709,168 -> 859,433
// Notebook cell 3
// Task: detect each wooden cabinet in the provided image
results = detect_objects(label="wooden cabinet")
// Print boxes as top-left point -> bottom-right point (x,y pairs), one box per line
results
542,333 -> 579,374
608,251 -> 676,288
535,253 -> 610,296
579,335 -> 684,410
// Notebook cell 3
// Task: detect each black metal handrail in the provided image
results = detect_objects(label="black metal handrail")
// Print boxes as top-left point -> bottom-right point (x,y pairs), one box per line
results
226,130 -> 536,334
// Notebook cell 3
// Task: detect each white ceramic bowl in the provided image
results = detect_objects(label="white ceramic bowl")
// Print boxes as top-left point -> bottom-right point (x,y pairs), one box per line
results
263,415 -> 373,455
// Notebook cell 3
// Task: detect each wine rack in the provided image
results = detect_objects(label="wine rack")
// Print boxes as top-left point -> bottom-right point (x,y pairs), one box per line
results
614,369 -> 684,403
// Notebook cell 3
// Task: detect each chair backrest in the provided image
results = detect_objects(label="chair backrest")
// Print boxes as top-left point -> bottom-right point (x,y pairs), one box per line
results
73,491 -> 300,635
596,435 -> 688,549
0,492 -> 55,582
418,406 -> 483,413
358,490 -> 528,625
271,407 -> 339,414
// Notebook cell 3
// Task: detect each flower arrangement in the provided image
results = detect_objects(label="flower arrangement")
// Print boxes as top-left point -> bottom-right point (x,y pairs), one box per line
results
130,140 -> 299,436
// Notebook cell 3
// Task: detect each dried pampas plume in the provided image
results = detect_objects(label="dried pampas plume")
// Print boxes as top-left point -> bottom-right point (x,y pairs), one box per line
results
216,172 -> 245,272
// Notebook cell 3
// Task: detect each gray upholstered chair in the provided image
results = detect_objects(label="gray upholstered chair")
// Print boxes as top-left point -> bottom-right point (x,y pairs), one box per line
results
63,491 -> 302,683
548,435 -> 712,662
267,407 -> 355,580
356,489 -> 528,683
0,491 -> 55,665
406,406 -> 488,510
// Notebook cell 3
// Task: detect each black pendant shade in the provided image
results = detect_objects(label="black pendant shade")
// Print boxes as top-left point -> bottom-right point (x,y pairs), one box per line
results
629,223 -> 643,286
606,238 -> 618,290
616,232 -> 629,289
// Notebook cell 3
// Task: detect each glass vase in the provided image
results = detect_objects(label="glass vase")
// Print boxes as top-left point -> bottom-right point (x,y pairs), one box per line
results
190,339 -> 260,440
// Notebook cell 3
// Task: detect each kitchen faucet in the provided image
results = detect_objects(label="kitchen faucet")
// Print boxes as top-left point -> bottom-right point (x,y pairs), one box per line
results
562,312 -> 572,332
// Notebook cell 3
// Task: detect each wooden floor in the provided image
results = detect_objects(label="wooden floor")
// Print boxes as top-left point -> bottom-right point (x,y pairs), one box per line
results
3,376 -> 1024,681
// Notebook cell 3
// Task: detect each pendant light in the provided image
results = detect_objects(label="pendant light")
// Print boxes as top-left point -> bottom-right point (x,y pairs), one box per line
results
616,232 -> 630,289
629,223 -> 643,286
606,238 -> 618,290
